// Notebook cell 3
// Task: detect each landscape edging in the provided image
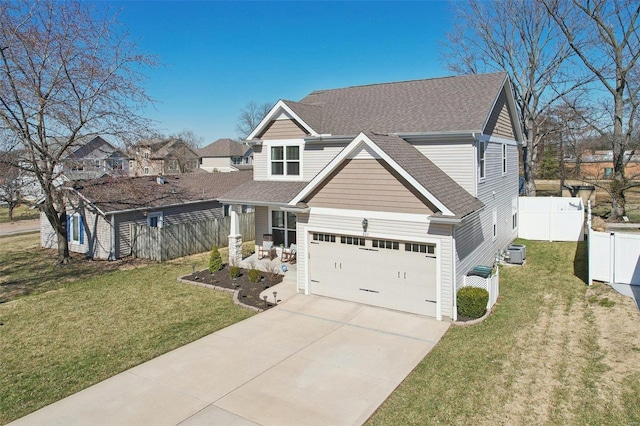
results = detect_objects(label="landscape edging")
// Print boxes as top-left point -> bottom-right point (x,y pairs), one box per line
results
177,276 -> 263,313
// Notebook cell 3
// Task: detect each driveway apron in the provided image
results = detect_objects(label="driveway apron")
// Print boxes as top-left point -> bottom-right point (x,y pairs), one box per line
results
10,295 -> 449,426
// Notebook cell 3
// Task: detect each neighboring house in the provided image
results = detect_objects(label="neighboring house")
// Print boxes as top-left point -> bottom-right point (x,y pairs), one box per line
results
62,136 -> 130,180
198,138 -> 253,173
565,150 -> 640,179
129,138 -> 199,176
219,72 -> 523,321
40,170 -> 252,259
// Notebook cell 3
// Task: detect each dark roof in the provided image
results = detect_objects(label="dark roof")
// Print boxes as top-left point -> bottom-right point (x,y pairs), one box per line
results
288,72 -> 507,135
67,136 -> 128,160
136,139 -> 199,159
70,170 -> 253,214
364,132 -> 484,218
198,138 -> 251,158
218,180 -> 308,205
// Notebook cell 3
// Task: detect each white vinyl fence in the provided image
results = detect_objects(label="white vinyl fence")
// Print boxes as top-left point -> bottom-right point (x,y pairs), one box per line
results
518,196 -> 584,241
588,206 -> 640,285
462,266 -> 500,311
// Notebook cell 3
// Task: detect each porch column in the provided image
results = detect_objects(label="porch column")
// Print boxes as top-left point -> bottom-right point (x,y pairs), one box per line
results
228,204 -> 243,266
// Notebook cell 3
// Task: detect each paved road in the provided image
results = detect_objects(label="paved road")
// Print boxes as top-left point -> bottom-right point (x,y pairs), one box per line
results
10,295 -> 450,426
0,219 -> 40,236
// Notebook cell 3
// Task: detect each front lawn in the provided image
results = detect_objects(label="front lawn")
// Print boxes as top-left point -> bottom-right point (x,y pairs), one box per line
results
0,204 -> 40,223
368,240 -> 640,425
0,235 -> 254,424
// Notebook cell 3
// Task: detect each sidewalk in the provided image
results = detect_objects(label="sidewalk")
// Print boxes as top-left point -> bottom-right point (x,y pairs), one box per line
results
0,219 -> 40,236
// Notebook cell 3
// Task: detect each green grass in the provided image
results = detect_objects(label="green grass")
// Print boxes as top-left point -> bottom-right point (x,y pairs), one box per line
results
0,235 -> 254,424
368,239 -> 640,425
0,204 -> 40,223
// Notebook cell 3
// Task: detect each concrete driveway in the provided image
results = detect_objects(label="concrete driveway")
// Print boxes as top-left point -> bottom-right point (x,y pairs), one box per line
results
11,295 -> 449,426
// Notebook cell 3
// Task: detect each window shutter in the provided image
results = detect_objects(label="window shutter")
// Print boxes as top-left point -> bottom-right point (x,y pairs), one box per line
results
79,216 -> 84,244
66,215 -> 71,241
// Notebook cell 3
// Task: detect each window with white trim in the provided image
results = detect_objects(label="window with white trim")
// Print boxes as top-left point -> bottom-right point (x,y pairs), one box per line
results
271,210 -> 296,246
479,141 -> 486,180
144,167 -> 149,175
502,143 -> 507,174
372,239 -> 398,250
69,213 -> 82,243
313,233 -> 336,242
492,208 -> 498,241
342,236 -> 366,246
148,211 -> 163,228
270,146 -> 300,176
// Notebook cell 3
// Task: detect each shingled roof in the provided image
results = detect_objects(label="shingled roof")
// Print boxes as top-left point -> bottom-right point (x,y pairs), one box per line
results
363,132 -> 484,218
198,139 -> 251,157
282,72 -> 507,136
69,170 -> 253,214
218,180 -> 308,205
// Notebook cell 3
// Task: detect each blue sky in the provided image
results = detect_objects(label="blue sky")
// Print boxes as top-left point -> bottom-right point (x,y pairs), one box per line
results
108,1 -> 454,144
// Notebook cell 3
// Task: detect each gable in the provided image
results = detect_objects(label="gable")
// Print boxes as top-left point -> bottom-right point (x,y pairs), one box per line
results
305,157 -> 437,215
258,119 -> 309,140
484,87 -> 517,140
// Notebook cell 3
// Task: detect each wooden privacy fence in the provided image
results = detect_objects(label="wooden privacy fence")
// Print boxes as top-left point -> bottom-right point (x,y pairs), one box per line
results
130,213 -> 255,261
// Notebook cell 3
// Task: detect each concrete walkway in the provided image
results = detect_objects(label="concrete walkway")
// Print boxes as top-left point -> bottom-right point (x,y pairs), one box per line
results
11,295 -> 449,426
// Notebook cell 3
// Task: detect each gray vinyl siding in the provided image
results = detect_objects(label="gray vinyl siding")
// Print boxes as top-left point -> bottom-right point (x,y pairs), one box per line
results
298,211 -> 455,319
258,119 -> 308,140
303,143 -> 345,180
254,206 -> 270,245
413,141 -> 476,195
484,88 -> 516,140
454,141 -> 518,290
306,159 -> 435,214
40,205 -> 113,260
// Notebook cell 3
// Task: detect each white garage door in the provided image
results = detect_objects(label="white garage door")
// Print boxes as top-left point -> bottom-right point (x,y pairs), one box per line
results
309,232 -> 437,317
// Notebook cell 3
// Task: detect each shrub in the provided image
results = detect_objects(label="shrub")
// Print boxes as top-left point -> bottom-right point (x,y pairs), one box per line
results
457,287 -> 489,319
248,268 -> 262,283
208,245 -> 223,273
229,265 -> 240,279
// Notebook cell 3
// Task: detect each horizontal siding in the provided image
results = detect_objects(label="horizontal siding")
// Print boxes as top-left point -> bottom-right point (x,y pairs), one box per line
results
484,88 -> 516,140
303,143 -> 345,180
40,212 -> 57,249
200,157 -> 230,170
254,206 -> 270,246
413,141 -> 476,195
252,144 -> 268,180
455,141 -> 518,290
307,159 -> 434,214
259,119 -> 308,140
298,211 -> 454,319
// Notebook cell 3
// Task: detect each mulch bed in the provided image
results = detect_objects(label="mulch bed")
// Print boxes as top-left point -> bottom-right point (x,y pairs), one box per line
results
181,265 -> 283,311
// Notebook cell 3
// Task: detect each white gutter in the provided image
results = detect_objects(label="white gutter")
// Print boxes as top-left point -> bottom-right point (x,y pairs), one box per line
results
280,205 -> 310,214
102,198 -> 219,216
218,199 -> 291,208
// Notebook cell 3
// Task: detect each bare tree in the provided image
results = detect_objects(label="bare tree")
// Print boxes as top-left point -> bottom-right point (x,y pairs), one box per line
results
0,0 -> 155,263
443,0 -> 589,195
543,0 -> 640,220
170,129 -> 204,150
235,101 -> 272,140
0,155 -> 23,221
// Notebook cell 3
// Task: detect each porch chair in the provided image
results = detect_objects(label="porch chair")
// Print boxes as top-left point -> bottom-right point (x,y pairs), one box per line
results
281,243 -> 297,263
258,234 -> 276,260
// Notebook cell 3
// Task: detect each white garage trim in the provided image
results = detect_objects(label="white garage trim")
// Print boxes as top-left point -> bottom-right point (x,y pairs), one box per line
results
310,206 -> 431,224
303,226 -> 442,320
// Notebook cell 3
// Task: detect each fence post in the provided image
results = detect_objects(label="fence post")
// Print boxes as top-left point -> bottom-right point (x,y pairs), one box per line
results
587,200 -> 592,286
609,231 -> 615,285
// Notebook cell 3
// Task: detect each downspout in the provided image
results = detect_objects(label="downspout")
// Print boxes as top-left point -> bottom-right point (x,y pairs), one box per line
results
452,227 -> 458,321
110,214 -> 116,260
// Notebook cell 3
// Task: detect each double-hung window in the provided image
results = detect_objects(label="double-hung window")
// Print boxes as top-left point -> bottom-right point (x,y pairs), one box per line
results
271,146 -> 300,176
479,141 -> 486,180
271,210 -> 296,247
502,143 -> 507,175
148,212 -> 163,228
67,213 -> 83,244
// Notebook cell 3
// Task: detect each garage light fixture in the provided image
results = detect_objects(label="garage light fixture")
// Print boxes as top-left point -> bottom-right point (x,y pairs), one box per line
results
362,218 -> 368,233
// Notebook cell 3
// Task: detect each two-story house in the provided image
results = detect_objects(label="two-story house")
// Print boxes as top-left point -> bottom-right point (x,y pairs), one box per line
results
62,136 -> 130,180
130,138 -> 199,176
198,138 -> 253,173
219,72 -> 523,321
